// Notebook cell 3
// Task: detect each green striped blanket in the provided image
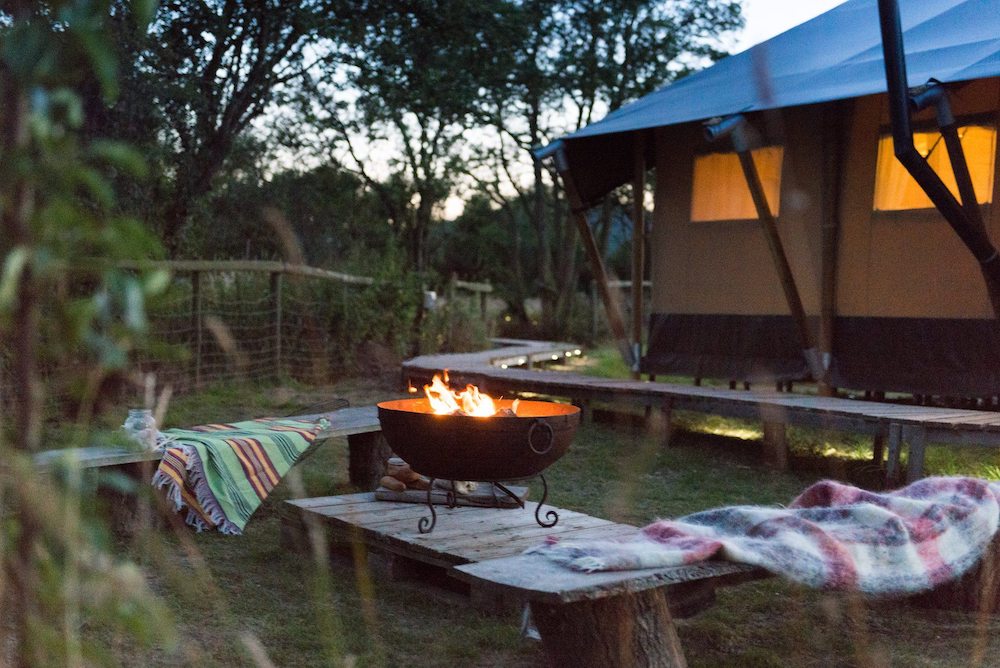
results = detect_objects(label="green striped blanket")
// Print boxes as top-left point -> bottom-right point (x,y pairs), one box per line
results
152,418 -> 324,535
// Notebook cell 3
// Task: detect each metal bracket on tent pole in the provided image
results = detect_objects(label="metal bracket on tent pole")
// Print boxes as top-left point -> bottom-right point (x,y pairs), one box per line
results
703,114 -> 750,151
909,79 -> 985,231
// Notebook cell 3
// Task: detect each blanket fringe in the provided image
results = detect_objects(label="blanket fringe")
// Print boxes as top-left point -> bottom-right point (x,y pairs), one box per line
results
152,445 -> 243,535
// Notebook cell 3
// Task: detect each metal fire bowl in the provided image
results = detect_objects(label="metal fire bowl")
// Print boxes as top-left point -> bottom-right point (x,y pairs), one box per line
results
376,398 -> 580,481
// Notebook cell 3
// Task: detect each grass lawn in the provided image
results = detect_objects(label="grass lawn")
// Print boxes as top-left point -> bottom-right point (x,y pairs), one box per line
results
75,353 -> 1000,667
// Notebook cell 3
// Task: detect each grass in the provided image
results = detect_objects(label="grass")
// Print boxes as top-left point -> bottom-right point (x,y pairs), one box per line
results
64,350 -> 1000,666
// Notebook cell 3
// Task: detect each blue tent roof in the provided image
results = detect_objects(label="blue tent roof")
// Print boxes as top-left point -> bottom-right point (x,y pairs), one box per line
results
558,0 -> 1000,203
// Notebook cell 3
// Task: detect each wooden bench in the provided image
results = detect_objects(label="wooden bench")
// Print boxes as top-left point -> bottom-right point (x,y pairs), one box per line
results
32,405 -> 388,489
403,353 -> 1000,484
280,492 -> 766,666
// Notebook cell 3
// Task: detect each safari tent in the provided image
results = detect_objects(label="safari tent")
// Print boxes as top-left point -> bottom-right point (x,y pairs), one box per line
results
541,0 -> 1000,397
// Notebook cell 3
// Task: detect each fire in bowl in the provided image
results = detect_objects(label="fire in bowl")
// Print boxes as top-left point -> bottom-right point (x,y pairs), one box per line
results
376,397 -> 580,481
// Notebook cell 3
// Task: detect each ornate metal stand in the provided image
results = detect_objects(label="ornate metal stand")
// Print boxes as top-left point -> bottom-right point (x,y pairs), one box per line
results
417,474 -> 559,534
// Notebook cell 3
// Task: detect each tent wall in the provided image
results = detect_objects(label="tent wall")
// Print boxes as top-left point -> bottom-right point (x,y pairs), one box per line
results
837,78 -> 1000,319
828,77 -> 1000,395
643,77 -> 1000,393
644,106 -> 832,382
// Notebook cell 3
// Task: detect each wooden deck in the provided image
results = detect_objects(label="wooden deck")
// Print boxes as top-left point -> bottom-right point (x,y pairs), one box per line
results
404,345 -> 1000,482
280,491 -> 763,617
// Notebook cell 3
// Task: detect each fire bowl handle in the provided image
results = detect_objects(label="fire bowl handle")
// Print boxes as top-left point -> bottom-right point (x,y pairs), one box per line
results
527,419 -> 555,455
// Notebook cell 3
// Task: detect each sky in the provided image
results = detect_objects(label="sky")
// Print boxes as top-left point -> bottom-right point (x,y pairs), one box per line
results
732,0 -> 847,52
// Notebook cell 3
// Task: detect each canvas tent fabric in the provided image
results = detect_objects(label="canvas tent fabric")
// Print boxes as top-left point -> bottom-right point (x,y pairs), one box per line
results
556,0 -> 1000,206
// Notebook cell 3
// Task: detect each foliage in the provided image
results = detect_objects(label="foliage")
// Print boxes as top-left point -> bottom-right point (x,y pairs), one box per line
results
0,0 -> 177,664
466,0 -> 743,335
321,0 -> 518,273
97,0 -> 343,254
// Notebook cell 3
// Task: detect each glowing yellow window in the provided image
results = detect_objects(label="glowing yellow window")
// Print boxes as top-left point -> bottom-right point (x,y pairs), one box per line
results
690,146 -> 783,222
873,125 -> 996,211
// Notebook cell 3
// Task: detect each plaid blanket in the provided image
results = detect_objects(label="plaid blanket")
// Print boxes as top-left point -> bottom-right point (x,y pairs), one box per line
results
528,477 -> 1000,595
152,418 -> 324,535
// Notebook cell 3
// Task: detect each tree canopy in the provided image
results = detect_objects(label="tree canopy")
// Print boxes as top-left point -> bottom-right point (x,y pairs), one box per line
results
77,0 -> 744,334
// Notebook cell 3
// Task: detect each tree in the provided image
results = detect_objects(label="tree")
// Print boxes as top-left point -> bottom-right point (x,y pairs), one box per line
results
323,0 -> 516,273
138,0 -> 340,254
1,1 -> 174,663
472,0 -> 743,336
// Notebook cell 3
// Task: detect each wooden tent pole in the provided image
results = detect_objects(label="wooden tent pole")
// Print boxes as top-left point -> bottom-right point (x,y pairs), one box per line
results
706,115 -> 824,381
552,147 -> 635,368
631,135 -> 647,379
735,151 -> 816,354
819,105 -> 847,396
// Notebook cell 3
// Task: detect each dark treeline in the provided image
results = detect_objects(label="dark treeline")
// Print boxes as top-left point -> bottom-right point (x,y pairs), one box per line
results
90,0 -> 743,337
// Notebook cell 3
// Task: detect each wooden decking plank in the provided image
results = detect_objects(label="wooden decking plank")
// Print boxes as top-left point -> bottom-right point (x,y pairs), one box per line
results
399,504 -> 591,541
309,503 -> 448,527
418,515 -> 620,557
462,524 -> 641,562
923,414 -> 1000,426
455,553 -> 765,605
402,513 -> 607,549
287,492 -> 375,510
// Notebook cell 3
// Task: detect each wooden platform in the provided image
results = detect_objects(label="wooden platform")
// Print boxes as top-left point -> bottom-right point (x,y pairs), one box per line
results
404,347 -> 1000,483
280,492 -> 763,618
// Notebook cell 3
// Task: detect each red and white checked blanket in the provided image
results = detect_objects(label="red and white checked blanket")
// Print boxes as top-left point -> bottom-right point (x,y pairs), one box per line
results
527,477 -> 1000,594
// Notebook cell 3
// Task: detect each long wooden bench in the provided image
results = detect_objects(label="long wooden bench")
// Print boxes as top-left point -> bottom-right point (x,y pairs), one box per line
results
403,350 -> 1000,483
33,406 -> 388,489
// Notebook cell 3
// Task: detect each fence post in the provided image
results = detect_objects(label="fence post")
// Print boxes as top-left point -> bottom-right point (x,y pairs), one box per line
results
271,271 -> 283,378
191,271 -> 202,387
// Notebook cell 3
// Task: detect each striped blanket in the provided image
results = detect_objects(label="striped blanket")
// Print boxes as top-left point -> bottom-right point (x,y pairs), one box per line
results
528,477 -> 1000,595
152,418 -> 324,535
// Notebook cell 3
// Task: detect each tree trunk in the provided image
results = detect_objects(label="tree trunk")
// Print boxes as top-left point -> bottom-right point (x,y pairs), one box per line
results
161,144 -> 227,256
529,102 -> 556,332
530,589 -> 688,668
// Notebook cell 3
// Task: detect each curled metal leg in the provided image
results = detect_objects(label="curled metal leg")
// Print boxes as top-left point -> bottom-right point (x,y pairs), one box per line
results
447,480 -> 458,509
418,478 -> 437,534
534,474 -> 558,528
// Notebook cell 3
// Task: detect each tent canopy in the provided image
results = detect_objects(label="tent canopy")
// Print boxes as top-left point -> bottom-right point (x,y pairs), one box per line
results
552,0 -> 1000,205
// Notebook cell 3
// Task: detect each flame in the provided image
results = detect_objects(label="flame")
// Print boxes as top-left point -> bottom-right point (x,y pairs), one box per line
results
424,372 -> 514,417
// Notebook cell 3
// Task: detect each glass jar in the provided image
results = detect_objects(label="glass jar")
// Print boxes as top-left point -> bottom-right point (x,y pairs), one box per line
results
123,408 -> 157,450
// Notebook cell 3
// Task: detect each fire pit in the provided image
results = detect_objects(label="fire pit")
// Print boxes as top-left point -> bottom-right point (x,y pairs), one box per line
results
377,379 -> 580,533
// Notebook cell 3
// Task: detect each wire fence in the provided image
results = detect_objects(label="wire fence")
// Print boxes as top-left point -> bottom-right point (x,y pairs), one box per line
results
1,261 -> 493,401
139,261 -> 493,389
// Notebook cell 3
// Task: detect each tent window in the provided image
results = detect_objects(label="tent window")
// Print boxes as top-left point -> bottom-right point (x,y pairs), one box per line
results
873,125 -> 996,211
690,146 -> 783,222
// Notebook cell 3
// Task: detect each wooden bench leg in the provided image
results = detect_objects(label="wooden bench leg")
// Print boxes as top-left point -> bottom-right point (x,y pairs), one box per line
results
347,432 -> 391,490
872,424 -> 888,464
651,397 -> 674,447
761,421 -> 788,470
530,589 -> 687,668
885,423 -> 903,485
904,425 -> 927,484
